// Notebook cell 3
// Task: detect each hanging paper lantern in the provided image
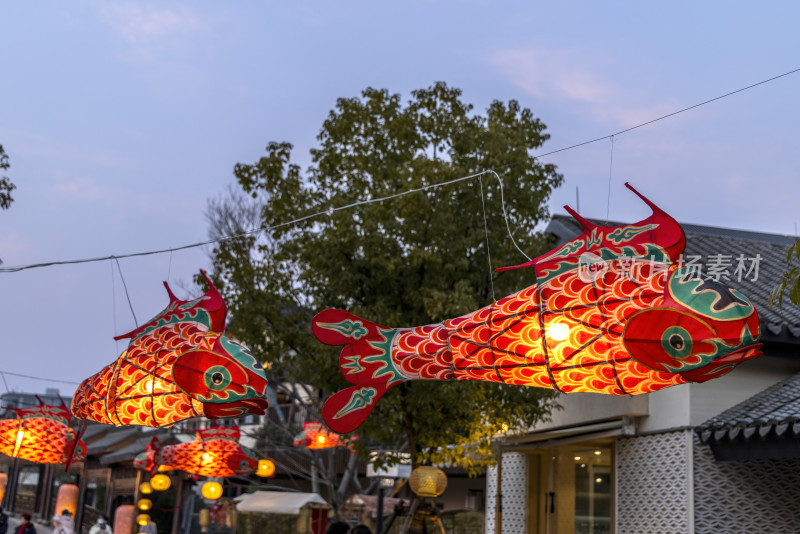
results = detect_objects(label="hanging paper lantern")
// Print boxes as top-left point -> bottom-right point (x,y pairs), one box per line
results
139,481 -> 153,495
201,481 -> 223,500
409,466 -> 447,498
293,422 -> 353,450
136,514 -> 151,527
256,459 -> 275,478
311,183 -> 763,433
114,504 -> 134,534
137,499 -> 153,511
150,474 -> 171,491
134,426 -> 259,478
54,483 -> 79,516
0,398 -> 86,464
71,271 -> 269,428
0,473 -> 6,504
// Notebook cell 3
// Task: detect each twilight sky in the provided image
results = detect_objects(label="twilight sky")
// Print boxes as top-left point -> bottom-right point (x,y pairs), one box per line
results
1,2 -> 799,396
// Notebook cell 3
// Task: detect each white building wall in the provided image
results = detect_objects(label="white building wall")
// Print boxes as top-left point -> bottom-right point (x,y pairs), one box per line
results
693,434 -> 800,533
616,430 -> 693,534
485,452 -> 528,534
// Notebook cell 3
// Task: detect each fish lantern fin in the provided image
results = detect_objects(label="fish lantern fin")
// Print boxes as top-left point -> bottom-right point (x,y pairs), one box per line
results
163,281 -> 179,302
312,309 -> 404,433
64,420 -> 87,472
497,183 -> 686,277
322,382 -> 392,435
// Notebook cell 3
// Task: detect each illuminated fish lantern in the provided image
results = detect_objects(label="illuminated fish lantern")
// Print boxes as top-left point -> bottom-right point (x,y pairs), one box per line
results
293,422 -> 353,450
72,271 -> 268,427
133,426 -> 259,477
312,183 -> 763,433
0,398 -> 86,463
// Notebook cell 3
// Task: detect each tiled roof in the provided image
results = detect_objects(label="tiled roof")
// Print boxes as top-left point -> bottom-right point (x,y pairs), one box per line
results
696,371 -> 800,444
548,215 -> 800,340
100,429 -> 175,465
85,426 -> 140,455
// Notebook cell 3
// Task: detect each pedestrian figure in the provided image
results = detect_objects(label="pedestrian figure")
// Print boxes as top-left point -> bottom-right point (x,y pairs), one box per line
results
0,507 -> 8,534
350,525 -> 371,534
16,514 -> 36,534
324,521 -> 349,534
52,509 -> 74,534
88,516 -> 111,534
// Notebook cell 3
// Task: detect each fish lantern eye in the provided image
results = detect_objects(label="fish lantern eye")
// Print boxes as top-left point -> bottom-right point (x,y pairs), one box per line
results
668,333 -> 685,351
211,372 -> 224,385
661,327 -> 692,359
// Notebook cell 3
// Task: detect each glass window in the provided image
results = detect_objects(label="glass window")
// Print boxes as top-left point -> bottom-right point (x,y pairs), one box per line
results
572,445 -> 612,534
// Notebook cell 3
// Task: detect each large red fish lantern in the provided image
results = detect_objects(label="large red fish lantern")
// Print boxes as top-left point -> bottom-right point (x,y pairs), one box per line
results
0,398 -> 86,463
72,272 -> 268,427
293,422 -> 353,450
133,426 -> 259,477
312,184 -> 763,433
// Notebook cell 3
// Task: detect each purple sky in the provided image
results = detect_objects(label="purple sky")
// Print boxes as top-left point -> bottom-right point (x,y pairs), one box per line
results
1,2 -> 799,397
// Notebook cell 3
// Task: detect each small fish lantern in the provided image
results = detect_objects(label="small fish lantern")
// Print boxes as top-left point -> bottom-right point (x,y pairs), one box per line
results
134,426 -> 259,478
312,183 -> 763,433
293,422 -> 352,450
409,466 -> 447,498
136,514 -> 151,527
0,398 -> 86,464
201,481 -> 223,500
137,499 -> 152,511
150,474 -> 171,491
256,459 -> 275,478
72,271 -> 269,428
139,482 -> 153,495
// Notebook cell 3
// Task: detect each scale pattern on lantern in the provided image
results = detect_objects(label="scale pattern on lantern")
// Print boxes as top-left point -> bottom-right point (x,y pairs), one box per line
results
0,398 -> 86,464
134,426 -> 259,477
312,183 -> 763,433
72,272 -> 269,427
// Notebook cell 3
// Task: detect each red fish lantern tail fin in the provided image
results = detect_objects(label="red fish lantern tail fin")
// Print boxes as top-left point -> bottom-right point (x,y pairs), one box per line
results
312,309 -> 402,434
64,420 -> 87,472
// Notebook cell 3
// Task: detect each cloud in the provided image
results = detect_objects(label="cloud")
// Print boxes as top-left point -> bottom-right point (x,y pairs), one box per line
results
489,47 -> 682,130
99,3 -> 204,44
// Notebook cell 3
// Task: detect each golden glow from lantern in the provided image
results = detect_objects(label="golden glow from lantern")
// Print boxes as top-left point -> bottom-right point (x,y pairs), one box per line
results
139,482 -> 153,495
150,474 -> 171,491
548,322 -> 569,341
12,430 -> 25,457
202,452 -> 211,462
409,466 -> 447,498
55,484 -> 79,517
201,481 -> 223,500
256,459 -> 275,478
316,435 -> 328,446
0,473 -> 6,504
137,499 -> 152,511
136,514 -> 151,527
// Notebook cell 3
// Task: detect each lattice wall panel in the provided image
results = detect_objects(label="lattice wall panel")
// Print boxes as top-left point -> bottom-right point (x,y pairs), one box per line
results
616,430 -> 691,533
693,434 -> 800,533
485,463 -> 498,532
484,452 -> 528,534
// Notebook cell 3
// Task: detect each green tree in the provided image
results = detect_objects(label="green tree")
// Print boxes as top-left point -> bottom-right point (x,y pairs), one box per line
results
206,83 -> 562,476
769,239 -> 800,308
0,144 -> 14,210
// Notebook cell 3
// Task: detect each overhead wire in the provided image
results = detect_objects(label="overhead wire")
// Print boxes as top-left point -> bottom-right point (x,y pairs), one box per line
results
0,65 -> 797,276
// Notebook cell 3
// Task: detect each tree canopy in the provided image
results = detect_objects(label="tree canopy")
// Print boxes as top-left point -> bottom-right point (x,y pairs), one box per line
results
0,144 -> 14,211
206,82 -> 563,474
